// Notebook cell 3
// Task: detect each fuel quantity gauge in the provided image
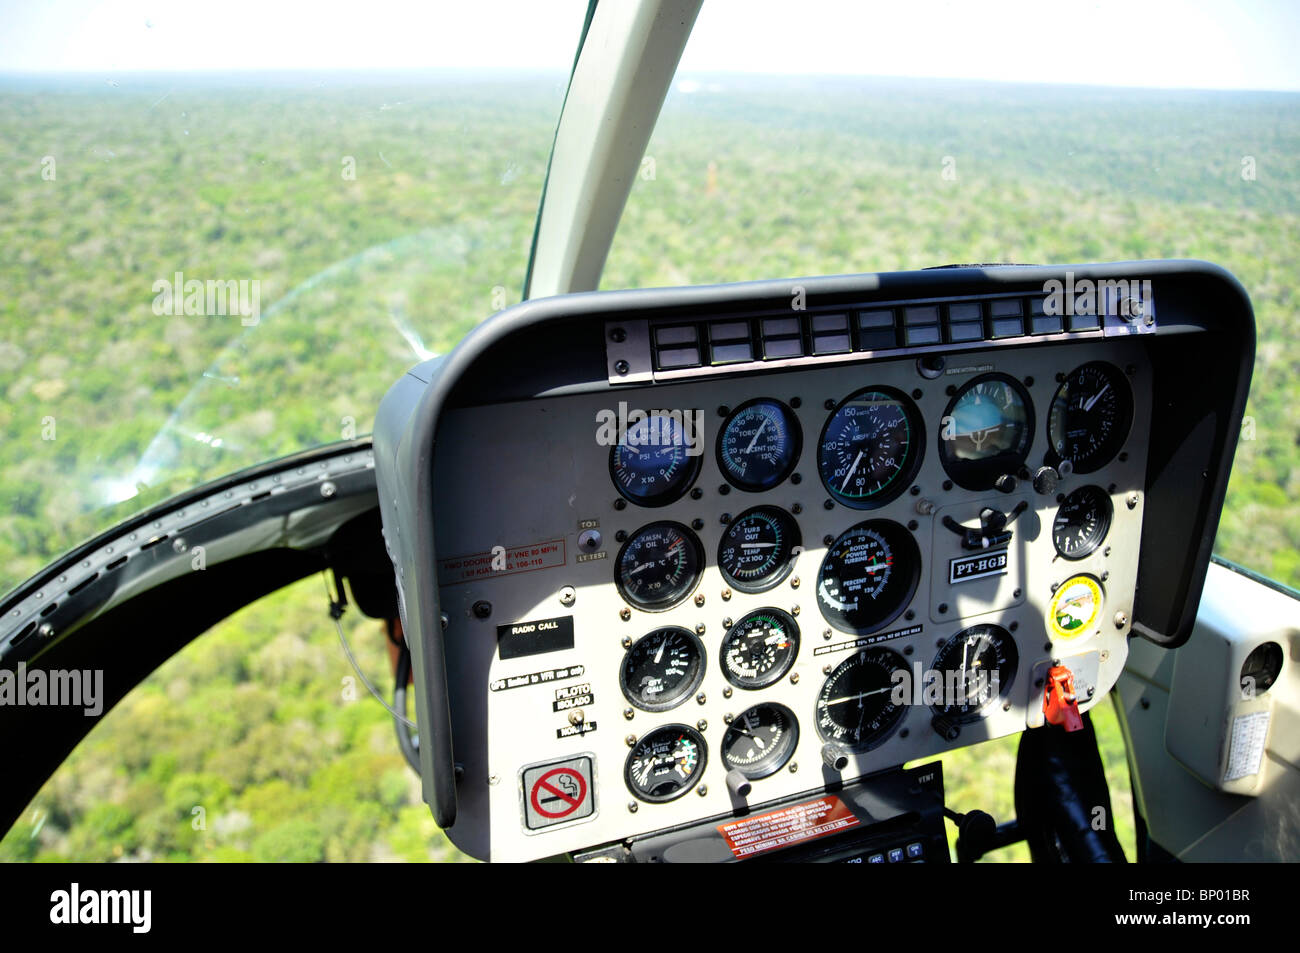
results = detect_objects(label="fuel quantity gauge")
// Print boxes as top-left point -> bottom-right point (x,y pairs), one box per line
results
625,725 -> 707,803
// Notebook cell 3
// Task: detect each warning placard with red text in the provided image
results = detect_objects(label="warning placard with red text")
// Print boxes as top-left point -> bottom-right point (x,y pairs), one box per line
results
717,796 -> 860,858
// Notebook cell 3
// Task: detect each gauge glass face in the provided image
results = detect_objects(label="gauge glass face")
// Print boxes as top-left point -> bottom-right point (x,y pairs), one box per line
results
930,624 -> 1018,722
818,387 -> 923,508
816,520 -> 920,634
815,648 -> 909,751
609,412 -> 702,506
615,521 -> 704,611
625,725 -> 707,802
721,703 -> 799,780
1047,362 -> 1133,474
1053,485 -> 1113,559
620,627 -> 706,711
717,399 -> 802,492
939,373 -> 1034,490
720,608 -> 800,690
717,505 -> 802,593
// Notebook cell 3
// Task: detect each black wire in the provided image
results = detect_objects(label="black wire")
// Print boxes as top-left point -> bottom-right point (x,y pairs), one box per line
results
394,643 -> 421,776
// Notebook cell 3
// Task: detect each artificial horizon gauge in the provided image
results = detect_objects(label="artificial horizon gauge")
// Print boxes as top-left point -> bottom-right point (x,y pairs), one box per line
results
816,520 -> 921,635
609,410 -> 703,506
619,626 -> 706,712
818,386 -> 924,508
1046,361 -> 1134,474
1053,485 -> 1113,559
721,702 -> 799,780
938,372 -> 1035,491
624,724 -> 707,803
717,505 -> 802,593
615,521 -> 704,611
815,648 -> 910,751
717,398 -> 802,492
929,624 -> 1018,723
1049,574 -> 1105,640
719,608 -> 800,690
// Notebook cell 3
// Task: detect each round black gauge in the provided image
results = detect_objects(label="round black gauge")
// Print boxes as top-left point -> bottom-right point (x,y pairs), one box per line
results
721,702 -> 799,780
609,411 -> 702,506
1240,642 -> 1284,698
818,386 -> 924,508
720,608 -> 800,690
717,398 -> 802,492
1047,362 -> 1133,474
939,373 -> 1035,491
814,648 -> 909,752
615,521 -> 704,612
1053,485 -> 1113,560
930,624 -> 1018,723
625,724 -> 707,803
816,520 -> 921,635
717,505 -> 802,593
620,626 -> 706,711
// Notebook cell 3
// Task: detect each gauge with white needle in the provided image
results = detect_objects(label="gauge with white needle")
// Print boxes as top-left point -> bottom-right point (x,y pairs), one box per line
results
815,648 -> 909,751
816,520 -> 920,634
717,399 -> 802,492
929,624 -> 1018,723
1047,362 -> 1133,474
938,372 -> 1035,491
818,386 -> 924,508
625,725 -> 707,803
717,505 -> 802,593
615,521 -> 704,611
721,703 -> 799,780
619,627 -> 706,712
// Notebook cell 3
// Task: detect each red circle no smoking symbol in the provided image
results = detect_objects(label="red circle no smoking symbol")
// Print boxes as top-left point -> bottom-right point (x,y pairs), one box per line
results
530,767 -> 588,819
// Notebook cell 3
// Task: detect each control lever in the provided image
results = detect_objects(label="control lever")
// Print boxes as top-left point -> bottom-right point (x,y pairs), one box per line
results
941,500 -> 1028,552
1042,664 -> 1084,732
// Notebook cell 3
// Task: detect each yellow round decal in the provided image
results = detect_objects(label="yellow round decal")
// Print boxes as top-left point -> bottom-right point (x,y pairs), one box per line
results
1049,575 -> 1104,640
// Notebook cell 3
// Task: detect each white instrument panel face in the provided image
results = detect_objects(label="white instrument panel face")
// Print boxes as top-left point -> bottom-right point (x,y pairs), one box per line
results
431,339 -> 1151,861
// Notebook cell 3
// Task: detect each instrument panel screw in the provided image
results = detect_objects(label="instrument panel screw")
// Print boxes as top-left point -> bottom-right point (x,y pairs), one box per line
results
614,359 -> 630,376
823,629 -> 832,641
937,603 -> 948,614
722,617 -> 733,629
622,636 -> 633,649
691,487 -> 703,500
789,673 -> 799,685
824,398 -> 836,410
789,762 -> 798,773
1100,649 -> 1110,662
319,481 -> 336,498
911,388 -> 923,400
721,588 -> 732,601
1114,610 -> 1128,629
791,501 -> 803,514
722,686 -> 733,698
904,610 -> 915,621
1034,678 -> 1045,688
790,606 -> 800,617
723,713 -> 734,724
942,480 -> 953,492
614,498 -> 627,511
1140,697 -> 1150,710
1050,582 -> 1060,594
823,664 -> 832,675
720,513 -> 732,524
696,692 -> 707,705
791,474 -> 803,486
1126,492 -> 1139,510
472,601 -> 492,619
695,593 -> 706,608
626,735 -> 637,747
1003,701 -> 1012,712
718,405 -> 730,417
692,518 -> 705,530
823,499 -> 834,510
823,535 -> 835,547
559,586 -> 576,607
1013,588 -> 1022,599
39,623 -> 54,639
1043,642 -> 1053,653
697,785 -> 708,797
628,801 -> 639,813
790,397 -> 802,408
1103,546 -> 1111,557
619,607 -> 631,622
609,327 -> 626,343
910,485 -> 921,496
695,623 -> 706,635
1009,621 -> 1019,632
1100,570 -> 1109,582
903,644 -> 914,656
615,530 -> 627,543
172,537 -> 187,553
899,729 -> 909,739
1024,375 -> 1034,387
907,520 -> 919,531
790,576 -> 800,589
697,720 -> 708,732
718,484 -> 731,495
623,708 -> 634,720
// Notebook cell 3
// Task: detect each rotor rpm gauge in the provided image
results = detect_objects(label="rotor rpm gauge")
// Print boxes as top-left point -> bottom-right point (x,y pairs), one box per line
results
721,703 -> 799,780
816,520 -> 921,635
717,505 -> 802,593
615,521 -> 704,612
625,724 -> 707,803
818,386 -> 924,508
720,608 -> 800,690
609,411 -> 702,506
930,624 -> 1018,723
939,373 -> 1035,491
717,398 -> 802,492
1053,485 -> 1113,560
1047,362 -> 1133,474
620,627 -> 706,711
815,648 -> 909,752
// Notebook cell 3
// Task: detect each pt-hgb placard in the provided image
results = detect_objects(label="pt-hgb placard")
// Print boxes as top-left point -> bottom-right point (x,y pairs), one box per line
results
520,755 -> 596,831
949,549 -> 1008,584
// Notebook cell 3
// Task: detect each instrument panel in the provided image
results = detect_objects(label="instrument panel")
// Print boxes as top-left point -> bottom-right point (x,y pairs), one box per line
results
429,334 -> 1151,861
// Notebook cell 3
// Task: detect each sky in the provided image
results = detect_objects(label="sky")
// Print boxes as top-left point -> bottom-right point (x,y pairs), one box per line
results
0,0 -> 1298,91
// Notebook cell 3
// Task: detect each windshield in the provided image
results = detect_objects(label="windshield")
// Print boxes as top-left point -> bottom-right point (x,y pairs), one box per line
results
0,3 -> 590,597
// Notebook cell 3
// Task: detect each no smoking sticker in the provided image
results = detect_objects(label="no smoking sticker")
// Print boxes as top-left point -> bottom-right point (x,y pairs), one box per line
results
520,755 -> 596,832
